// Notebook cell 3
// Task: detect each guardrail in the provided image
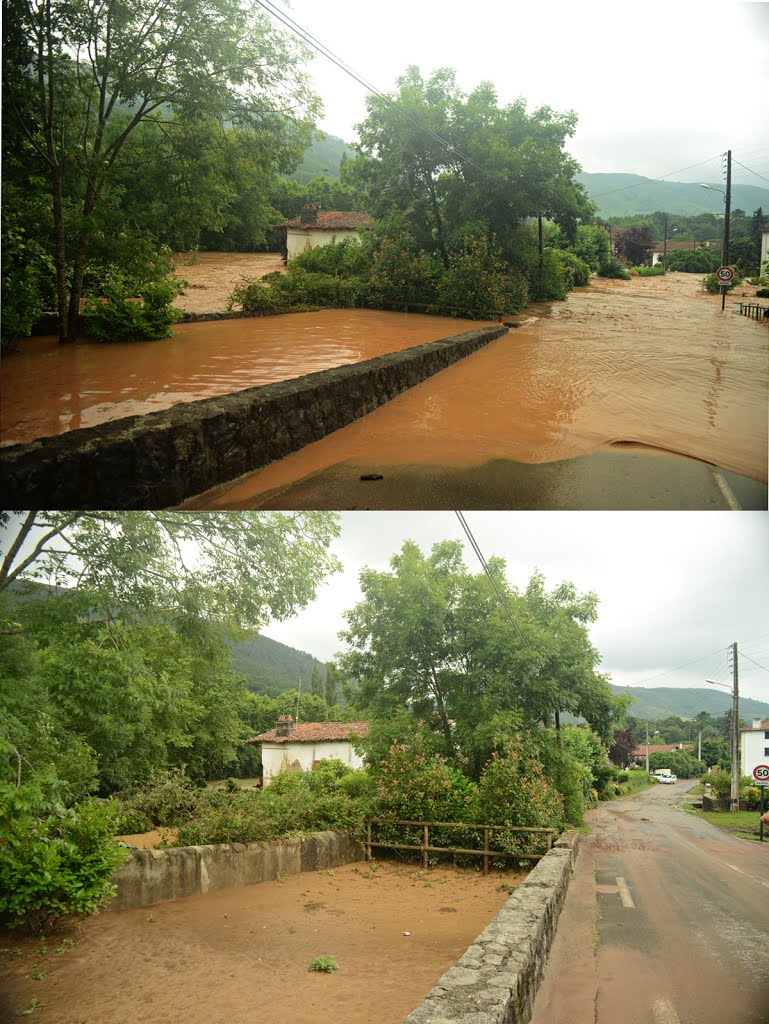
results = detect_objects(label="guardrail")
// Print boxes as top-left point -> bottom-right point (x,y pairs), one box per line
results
365,818 -> 556,874
734,302 -> 769,322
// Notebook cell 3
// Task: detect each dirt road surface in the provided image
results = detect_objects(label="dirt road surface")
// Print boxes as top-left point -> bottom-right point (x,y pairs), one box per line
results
0,860 -> 522,1024
531,784 -> 769,1024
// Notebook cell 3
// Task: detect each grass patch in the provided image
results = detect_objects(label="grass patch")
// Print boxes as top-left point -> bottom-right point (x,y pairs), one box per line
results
308,955 -> 339,973
687,808 -> 764,841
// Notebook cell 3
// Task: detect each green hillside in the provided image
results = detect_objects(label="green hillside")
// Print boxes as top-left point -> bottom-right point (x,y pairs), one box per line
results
611,684 -> 769,722
578,172 -> 769,219
225,633 -> 327,697
289,132 -> 353,184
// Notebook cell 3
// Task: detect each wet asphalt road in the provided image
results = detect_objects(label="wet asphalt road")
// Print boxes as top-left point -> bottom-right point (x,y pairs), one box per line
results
201,449 -> 767,511
531,784 -> 769,1024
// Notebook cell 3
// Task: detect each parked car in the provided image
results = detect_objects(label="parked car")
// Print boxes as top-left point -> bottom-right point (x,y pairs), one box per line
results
656,773 -> 677,784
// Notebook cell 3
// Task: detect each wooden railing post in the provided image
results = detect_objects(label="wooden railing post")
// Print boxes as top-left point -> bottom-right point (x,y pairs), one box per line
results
366,821 -> 372,862
483,827 -> 489,875
423,824 -> 429,869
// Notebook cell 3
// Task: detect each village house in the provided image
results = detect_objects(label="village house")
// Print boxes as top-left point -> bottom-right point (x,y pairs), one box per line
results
740,718 -> 769,777
630,742 -> 694,766
247,714 -> 370,785
650,240 -> 717,267
276,203 -> 373,262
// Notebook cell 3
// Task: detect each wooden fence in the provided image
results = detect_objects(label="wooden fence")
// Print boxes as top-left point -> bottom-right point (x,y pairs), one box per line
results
365,819 -> 556,874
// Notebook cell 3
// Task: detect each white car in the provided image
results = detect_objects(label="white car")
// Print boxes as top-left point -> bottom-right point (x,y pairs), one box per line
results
656,773 -> 677,784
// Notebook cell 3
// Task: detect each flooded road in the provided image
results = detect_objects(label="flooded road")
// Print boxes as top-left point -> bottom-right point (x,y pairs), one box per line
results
0,310 -> 494,445
187,273 -> 768,510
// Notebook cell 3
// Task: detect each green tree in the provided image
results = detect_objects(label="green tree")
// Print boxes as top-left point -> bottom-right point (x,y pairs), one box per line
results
4,0 -> 319,341
310,665 -> 324,698
325,662 -> 339,707
339,539 -> 625,773
0,511 -> 340,631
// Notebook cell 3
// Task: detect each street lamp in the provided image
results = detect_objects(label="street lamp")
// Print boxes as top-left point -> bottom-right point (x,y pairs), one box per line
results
706,670 -> 740,812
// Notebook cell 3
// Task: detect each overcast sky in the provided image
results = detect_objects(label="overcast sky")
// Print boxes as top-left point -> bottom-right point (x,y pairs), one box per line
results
275,0 -> 769,190
262,511 -> 769,703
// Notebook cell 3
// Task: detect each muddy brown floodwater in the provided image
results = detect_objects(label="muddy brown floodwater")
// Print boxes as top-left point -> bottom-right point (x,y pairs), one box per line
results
0,309 -> 495,445
171,251 -> 285,313
0,860 -> 522,1024
185,272 -> 768,508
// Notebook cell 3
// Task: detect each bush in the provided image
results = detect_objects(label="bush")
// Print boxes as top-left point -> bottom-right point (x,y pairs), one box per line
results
597,260 -> 631,280
557,251 -> 592,288
742,785 -> 762,811
756,287 -> 769,298
114,807 -> 153,835
82,271 -> 185,341
436,235 -> 528,317
227,277 -> 292,313
702,270 -> 742,293
0,797 -> 129,934
368,228 -> 442,308
634,264 -> 666,277
528,248 -> 573,302
665,248 -> 719,273
116,768 -> 201,828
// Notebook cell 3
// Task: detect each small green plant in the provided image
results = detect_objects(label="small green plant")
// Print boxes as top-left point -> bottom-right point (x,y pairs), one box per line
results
756,287 -> 769,298
308,954 -> 339,973
327,869 -> 335,877
35,945 -> 47,956
276,872 -> 288,883
16,998 -> 41,1017
55,939 -> 74,954
28,966 -> 46,981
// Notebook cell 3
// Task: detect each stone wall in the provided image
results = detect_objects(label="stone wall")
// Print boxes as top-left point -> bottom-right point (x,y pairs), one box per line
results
404,831 -> 581,1024
1,324 -> 506,509
108,830 -> 362,912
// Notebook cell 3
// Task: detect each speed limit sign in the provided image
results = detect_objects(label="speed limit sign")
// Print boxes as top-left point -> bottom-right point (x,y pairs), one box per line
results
753,765 -> 769,785
716,266 -> 734,283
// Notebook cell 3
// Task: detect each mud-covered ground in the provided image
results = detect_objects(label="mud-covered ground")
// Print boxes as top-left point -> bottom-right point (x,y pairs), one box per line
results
0,860 -> 524,1024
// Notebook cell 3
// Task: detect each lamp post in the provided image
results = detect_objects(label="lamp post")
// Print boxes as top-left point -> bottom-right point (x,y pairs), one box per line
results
706,641 -> 740,812
700,150 -> 732,273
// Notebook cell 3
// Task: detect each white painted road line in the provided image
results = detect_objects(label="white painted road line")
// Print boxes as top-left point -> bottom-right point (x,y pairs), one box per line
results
712,470 -> 742,510
652,996 -> 681,1024
616,876 -> 635,908
725,861 -> 769,890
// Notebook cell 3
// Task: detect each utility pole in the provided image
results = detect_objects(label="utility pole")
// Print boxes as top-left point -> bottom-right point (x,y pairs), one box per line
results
730,641 -> 739,812
722,149 -> 732,269
698,730 -> 702,762
645,722 -> 650,775
662,214 -> 668,271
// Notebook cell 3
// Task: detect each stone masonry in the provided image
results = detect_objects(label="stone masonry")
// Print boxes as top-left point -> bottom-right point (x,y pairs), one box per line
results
1,324 -> 507,509
404,831 -> 580,1024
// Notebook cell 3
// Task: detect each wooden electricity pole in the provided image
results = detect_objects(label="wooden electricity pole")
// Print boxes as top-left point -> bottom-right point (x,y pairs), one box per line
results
730,641 -> 739,812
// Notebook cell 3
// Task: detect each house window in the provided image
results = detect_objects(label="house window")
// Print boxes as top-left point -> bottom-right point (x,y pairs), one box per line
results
764,731 -> 769,739
765,747 -> 769,757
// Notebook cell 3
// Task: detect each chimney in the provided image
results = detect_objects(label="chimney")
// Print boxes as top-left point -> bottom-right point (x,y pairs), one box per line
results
753,718 -> 763,729
299,203 -> 318,226
276,714 -> 294,738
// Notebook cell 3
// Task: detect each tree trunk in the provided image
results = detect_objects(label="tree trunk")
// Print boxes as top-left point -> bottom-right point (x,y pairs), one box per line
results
50,166 -> 71,343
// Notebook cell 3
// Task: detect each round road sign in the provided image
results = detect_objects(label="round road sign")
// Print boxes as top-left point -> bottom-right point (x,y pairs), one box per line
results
753,765 -> 769,782
716,266 -> 734,283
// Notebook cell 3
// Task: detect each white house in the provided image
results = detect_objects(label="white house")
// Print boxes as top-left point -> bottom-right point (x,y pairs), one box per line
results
277,204 -> 373,262
740,718 -> 769,778
247,715 -> 369,785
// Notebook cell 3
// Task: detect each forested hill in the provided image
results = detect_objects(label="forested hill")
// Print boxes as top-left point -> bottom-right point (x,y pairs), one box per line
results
611,684 -> 769,722
224,633 -> 328,697
289,132 -> 352,183
578,172 -> 769,218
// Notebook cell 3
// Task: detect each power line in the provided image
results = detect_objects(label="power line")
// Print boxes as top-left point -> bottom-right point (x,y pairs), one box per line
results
740,653 -> 769,675
584,154 -> 724,201
453,511 -> 536,657
731,157 -> 769,187
628,646 -> 730,688
254,0 -> 496,183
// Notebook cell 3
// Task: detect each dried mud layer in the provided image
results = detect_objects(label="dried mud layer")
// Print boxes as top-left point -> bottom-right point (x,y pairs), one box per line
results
0,860 -> 525,1024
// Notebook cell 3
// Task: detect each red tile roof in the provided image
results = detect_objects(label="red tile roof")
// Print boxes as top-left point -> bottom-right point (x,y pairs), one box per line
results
631,743 -> 694,757
741,720 -> 769,731
276,211 -> 373,231
247,721 -> 370,745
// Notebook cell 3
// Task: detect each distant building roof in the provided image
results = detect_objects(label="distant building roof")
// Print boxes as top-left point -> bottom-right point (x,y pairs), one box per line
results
649,241 -> 710,253
276,211 -> 373,232
247,721 -> 370,745
741,720 -> 769,732
631,743 -> 694,757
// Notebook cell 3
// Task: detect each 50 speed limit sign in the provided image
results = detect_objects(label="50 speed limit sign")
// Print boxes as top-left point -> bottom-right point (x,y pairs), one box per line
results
716,266 -> 734,284
753,765 -> 769,785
